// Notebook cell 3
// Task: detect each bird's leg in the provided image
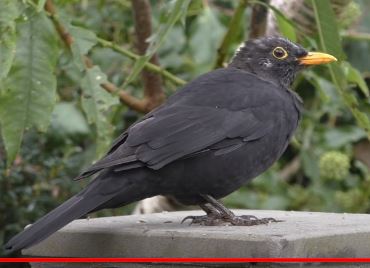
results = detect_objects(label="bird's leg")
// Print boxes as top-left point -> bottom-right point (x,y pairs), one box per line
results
204,195 -> 259,220
202,194 -> 282,226
182,194 -> 281,226
181,203 -> 223,225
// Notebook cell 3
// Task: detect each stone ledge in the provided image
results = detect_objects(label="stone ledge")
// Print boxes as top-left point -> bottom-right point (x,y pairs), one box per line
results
23,210 -> 370,263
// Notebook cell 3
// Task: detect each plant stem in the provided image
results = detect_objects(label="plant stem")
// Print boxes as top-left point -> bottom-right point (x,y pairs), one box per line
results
132,0 -> 165,111
342,31 -> 370,41
97,38 -> 186,86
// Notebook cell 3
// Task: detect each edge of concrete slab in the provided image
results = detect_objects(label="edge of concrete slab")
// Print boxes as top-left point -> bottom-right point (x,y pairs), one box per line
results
22,210 -> 370,258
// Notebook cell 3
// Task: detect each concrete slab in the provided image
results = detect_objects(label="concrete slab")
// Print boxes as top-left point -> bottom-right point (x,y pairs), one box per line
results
22,210 -> 370,265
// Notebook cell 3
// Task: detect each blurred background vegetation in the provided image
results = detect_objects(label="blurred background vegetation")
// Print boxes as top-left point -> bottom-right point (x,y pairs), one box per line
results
1,0 -> 370,259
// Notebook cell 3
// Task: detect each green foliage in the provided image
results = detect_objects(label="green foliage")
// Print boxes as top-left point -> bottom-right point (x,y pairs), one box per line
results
190,6 -> 225,72
50,102 -> 90,137
68,24 -> 98,71
80,66 -> 118,157
319,151 -> 350,180
0,0 -> 21,80
0,9 -> 59,165
311,0 -> 370,136
342,61 -> 369,97
0,130 -> 92,257
123,0 -> 191,87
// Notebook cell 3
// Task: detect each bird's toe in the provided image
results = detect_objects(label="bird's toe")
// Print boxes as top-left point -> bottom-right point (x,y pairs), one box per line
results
230,215 -> 283,226
181,214 -> 231,226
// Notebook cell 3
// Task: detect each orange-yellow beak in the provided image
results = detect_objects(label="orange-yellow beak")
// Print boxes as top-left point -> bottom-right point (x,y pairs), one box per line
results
298,52 -> 337,65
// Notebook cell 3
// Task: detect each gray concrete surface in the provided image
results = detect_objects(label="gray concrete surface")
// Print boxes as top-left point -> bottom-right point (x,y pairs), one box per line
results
23,210 -> 370,266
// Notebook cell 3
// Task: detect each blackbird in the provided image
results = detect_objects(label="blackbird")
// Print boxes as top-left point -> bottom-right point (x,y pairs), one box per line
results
5,37 -> 336,252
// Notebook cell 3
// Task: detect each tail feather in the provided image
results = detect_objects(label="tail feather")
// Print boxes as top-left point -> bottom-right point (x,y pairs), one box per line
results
4,168 -> 151,254
4,188 -> 112,253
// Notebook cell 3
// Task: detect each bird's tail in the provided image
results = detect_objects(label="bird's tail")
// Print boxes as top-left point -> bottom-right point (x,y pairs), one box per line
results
4,170 -> 127,253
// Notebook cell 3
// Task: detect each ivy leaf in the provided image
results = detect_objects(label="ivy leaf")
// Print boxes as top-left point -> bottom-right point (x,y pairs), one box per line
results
0,10 -> 59,165
0,0 -> 21,81
80,66 -> 118,157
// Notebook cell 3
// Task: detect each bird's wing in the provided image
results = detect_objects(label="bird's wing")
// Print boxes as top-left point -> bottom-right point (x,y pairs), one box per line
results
126,104 -> 276,170
78,68 -> 286,177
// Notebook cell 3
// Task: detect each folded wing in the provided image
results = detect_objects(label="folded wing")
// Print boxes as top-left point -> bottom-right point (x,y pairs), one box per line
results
78,68 -> 284,178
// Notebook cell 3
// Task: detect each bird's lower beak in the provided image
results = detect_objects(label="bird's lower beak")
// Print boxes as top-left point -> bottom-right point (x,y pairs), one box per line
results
298,52 -> 337,65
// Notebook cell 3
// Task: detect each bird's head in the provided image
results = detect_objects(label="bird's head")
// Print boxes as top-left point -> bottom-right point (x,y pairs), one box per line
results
229,37 -> 337,88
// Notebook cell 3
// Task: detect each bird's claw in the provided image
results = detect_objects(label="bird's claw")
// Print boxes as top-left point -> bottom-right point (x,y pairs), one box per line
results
181,214 -> 227,226
181,215 -> 197,225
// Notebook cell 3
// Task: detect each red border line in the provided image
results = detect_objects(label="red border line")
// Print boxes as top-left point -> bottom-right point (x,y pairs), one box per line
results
1,258 -> 370,263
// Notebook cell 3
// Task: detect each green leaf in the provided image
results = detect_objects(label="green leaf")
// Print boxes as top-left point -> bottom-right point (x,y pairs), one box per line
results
342,61 -> 370,97
351,108 -> 370,132
311,0 -> 346,93
311,0 -> 370,137
301,150 -> 320,181
0,0 -> 21,81
36,0 -> 47,12
68,25 -> 97,71
50,102 -> 90,136
305,71 -> 330,103
123,0 -> 191,87
187,0 -> 204,16
0,10 -> 59,165
311,0 -> 345,61
190,6 -> 225,70
80,66 -> 118,157
275,14 -> 296,43
324,126 -> 366,148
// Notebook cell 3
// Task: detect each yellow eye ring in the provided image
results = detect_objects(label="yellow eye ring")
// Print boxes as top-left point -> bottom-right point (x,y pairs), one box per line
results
272,47 -> 288,60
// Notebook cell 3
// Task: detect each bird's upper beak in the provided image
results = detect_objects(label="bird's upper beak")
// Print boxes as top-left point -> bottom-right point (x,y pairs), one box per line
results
298,52 -> 337,65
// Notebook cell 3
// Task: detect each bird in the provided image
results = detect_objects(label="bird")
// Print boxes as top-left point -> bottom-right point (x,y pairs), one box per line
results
4,37 -> 337,253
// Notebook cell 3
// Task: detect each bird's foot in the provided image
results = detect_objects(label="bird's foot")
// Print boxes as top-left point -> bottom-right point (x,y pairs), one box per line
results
181,213 -> 281,226
181,214 -> 230,226
181,195 -> 283,226
228,214 -> 282,226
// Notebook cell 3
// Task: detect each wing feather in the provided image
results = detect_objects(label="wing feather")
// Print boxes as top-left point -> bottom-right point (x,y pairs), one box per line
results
77,68 -> 286,178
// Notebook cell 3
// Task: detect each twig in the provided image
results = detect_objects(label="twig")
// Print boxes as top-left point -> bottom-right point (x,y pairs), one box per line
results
46,1 -> 144,112
279,156 -> 301,181
44,0 -> 180,113
84,57 -> 148,113
342,31 -> 370,41
249,0 -> 270,38
45,0 -> 73,47
214,0 -> 249,68
101,81 -> 148,113
97,38 -> 186,86
132,0 -> 165,111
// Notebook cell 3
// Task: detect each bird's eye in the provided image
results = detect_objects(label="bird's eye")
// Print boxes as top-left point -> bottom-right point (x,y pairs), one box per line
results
272,47 -> 288,60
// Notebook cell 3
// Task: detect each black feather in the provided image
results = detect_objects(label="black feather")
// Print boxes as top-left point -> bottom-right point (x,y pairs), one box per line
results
5,37 -> 307,253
